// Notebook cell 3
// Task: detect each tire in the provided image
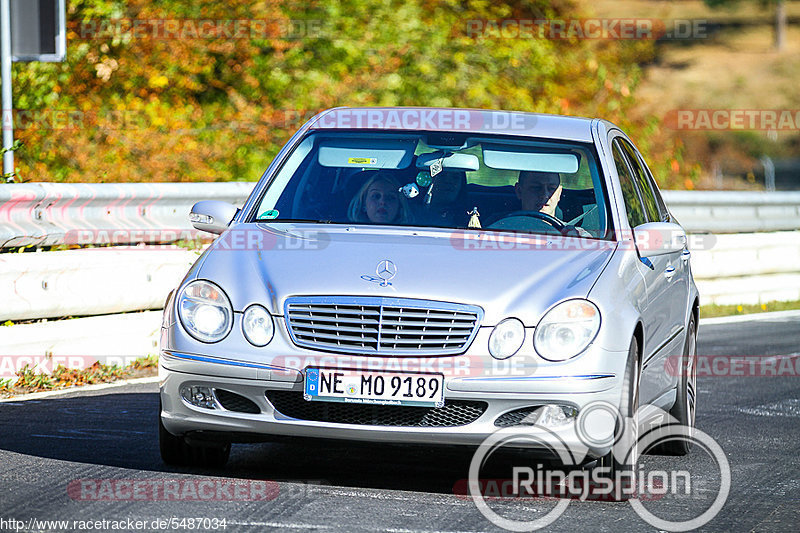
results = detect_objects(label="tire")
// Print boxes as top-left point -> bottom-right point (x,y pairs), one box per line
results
653,314 -> 697,456
159,412 -> 187,465
159,400 -> 231,468
594,335 -> 639,500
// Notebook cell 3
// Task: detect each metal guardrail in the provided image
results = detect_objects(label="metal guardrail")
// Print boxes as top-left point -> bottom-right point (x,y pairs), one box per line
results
663,191 -> 800,233
0,182 -> 253,248
1,184 -> 799,249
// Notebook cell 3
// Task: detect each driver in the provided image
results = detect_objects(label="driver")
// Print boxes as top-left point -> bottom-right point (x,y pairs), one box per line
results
515,171 -> 562,217
488,171 -> 590,236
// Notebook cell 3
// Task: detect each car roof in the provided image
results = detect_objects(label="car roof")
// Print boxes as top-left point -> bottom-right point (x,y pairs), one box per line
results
306,107 -> 602,143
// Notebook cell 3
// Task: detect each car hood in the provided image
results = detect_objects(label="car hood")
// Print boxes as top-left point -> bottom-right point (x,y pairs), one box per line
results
195,223 -> 617,326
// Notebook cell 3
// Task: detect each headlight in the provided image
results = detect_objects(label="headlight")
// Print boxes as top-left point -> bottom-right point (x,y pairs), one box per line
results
488,318 -> 525,359
242,304 -> 275,346
534,299 -> 600,361
177,280 -> 233,343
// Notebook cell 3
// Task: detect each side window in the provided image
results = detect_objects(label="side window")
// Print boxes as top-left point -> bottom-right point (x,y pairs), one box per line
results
619,139 -> 660,222
639,157 -> 670,222
612,139 -> 646,229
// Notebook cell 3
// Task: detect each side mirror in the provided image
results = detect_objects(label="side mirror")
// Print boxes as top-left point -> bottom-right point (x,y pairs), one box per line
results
190,200 -> 238,234
634,222 -> 687,258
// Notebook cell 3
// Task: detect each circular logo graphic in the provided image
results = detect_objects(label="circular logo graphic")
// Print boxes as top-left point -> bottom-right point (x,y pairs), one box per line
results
376,260 -> 397,286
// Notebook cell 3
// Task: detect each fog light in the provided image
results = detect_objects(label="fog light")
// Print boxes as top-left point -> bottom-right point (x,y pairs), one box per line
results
181,386 -> 216,409
536,404 -> 578,427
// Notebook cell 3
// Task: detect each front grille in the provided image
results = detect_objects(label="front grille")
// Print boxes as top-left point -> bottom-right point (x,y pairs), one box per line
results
214,389 -> 260,414
284,296 -> 482,355
494,407 -> 543,427
266,390 -> 487,427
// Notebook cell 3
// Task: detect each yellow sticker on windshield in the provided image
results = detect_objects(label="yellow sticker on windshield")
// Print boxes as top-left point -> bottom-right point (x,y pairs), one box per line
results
348,157 -> 377,165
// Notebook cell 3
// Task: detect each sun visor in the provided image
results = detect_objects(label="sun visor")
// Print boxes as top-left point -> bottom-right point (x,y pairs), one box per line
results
318,139 -> 416,168
483,149 -> 580,174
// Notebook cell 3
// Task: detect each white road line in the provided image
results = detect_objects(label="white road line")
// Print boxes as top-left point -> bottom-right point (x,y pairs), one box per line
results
228,523 -> 478,533
700,309 -> 800,326
228,521 -> 331,530
760,352 -> 800,362
30,434 -> 88,440
382,529 -> 485,533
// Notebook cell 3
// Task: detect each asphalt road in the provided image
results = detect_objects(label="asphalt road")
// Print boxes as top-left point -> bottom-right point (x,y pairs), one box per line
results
1,313 -> 798,532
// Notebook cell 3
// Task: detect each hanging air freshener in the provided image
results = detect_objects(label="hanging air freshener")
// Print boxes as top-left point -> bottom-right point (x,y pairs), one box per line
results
415,171 -> 432,187
400,183 -> 420,199
467,207 -> 481,228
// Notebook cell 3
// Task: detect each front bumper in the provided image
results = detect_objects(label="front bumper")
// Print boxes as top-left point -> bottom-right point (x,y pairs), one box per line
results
159,343 -> 631,460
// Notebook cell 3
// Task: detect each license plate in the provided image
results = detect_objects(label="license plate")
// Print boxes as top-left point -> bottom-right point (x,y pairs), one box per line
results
304,367 -> 445,408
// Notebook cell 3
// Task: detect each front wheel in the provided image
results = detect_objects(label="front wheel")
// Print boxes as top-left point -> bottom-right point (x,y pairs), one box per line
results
653,314 -> 697,456
593,334 -> 639,500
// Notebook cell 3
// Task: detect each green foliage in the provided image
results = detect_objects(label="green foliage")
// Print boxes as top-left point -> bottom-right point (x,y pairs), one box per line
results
2,355 -> 159,396
700,299 -> 800,318
14,0 -> 655,183
14,365 -> 56,390
129,354 -> 159,370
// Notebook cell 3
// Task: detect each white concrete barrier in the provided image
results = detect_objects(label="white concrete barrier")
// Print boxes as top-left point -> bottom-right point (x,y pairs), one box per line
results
690,231 -> 800,306
663,190 -> 800,233
0,311 -> 161,379
0,247 -> 200,321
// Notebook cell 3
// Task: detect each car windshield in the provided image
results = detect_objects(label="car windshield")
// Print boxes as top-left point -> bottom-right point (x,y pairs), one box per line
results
252,131 -> 610,238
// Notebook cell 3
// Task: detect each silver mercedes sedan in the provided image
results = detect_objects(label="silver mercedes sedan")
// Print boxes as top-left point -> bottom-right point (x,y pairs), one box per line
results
159,107 -> 698,480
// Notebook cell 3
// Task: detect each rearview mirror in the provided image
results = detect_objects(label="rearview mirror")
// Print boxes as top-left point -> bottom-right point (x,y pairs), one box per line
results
190,201 -> 238,234
416,152 -> 480,172
634,222 -> 687,258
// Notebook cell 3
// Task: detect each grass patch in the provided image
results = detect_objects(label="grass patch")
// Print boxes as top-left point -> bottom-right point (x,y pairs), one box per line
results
0,355 -> 158,398
700,299 -> 800,319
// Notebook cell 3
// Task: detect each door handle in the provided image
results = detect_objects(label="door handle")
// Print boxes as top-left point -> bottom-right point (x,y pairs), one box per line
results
682,249 -> 691,263
664,265 -> 676,281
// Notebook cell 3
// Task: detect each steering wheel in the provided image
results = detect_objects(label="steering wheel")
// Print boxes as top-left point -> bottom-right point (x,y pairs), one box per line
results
490,211 -> 567,232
